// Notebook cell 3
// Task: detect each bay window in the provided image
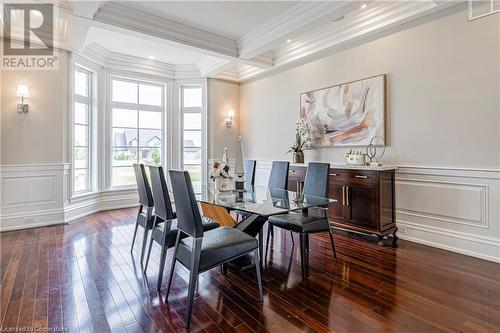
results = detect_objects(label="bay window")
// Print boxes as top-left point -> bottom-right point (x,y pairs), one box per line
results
111,77 -> 164,187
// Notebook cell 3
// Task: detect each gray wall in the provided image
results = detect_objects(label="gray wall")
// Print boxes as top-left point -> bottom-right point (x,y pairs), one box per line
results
239,10 -> 500,169
207,78 -> 240,160
1,49 -> 69,165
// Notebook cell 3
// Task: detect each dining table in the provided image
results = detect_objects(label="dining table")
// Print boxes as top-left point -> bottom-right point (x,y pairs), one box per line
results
198,184 -> 336,270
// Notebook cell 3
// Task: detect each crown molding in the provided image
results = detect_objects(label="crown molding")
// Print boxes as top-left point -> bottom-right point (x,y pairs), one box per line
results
272,0 -> 459,67
197,57 -> 232,77
214,67 -> 240,82
238,0 -> 462,83
237,1 -> 358,60
80,43 -> 201,79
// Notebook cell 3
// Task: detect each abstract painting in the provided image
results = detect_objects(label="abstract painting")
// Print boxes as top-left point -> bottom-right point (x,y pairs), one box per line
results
300,74 -> 385,147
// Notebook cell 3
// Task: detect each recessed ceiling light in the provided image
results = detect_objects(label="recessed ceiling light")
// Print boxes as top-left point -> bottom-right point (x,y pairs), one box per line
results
361,3 -> 368,9
286,39 -> 292,44
148,55 -> 155,60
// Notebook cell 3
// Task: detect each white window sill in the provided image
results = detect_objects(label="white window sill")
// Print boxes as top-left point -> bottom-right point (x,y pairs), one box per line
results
71,190 -> 100,202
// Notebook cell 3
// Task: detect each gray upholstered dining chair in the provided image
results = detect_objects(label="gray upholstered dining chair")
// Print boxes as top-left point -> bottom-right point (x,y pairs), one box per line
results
268,161 -> 289,190
131,163 -> 155,264
236,160 -> 257,222
165,170 -> 263,328
143,165 -> 219,290
244,159 -> 257,186
265,162 -> 336,279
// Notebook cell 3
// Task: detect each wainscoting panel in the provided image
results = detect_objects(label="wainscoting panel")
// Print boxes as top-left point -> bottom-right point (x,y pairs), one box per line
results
0,164 -> 69,231
251,161 -> 500,262
395,166 -> 499,262
0,164 -> 138,232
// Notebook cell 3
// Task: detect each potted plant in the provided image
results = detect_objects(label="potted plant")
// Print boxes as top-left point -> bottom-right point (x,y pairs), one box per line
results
209,161 -> 235,191
287,119 -> 311,163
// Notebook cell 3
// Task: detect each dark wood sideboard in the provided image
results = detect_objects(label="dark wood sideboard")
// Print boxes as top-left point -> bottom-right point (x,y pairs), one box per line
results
289,165 -> 397,246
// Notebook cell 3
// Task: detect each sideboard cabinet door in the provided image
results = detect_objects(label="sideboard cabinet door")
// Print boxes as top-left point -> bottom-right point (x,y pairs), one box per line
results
344,184 -> 378,229
328,182 -> 346,224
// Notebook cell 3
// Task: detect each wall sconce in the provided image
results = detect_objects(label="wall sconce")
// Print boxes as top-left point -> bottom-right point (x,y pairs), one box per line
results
16,85 -> 29,113
226,109 -> 235,128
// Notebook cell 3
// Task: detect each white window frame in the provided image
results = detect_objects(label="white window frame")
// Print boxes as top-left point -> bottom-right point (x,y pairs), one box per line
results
179,82 -> 207,193
109,75 -> 166,188
73,65 -> 93,195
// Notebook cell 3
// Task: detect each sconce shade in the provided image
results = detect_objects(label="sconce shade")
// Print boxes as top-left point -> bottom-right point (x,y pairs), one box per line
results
16,85 -> 29,98
227,109 -> 235,118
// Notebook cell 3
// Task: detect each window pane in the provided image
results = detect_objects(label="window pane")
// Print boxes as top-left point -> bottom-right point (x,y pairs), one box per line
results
112,80 -> 137,103
139,148 -> 161,165
74,169 -> 88,192
75,102 -> 88,125
75,70 -> 88,97
183,87 -> 202,107
184,130 -> 201,147
112,148 -> 137,166
112,167 -> 136,186
113,108 -> 137,128
139,111 -> 161,129
183,113 -> 201,130
184,149 -> 201,165
74,147 -> 88,169
113,128 -> 137,147
139,129 -> 162,147
139,84 -> 162,106
185,165 -> 201,193
75,124 -> 88,146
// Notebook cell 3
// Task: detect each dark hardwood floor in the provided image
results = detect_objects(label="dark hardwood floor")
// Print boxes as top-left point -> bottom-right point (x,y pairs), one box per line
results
1,208 -> 499,333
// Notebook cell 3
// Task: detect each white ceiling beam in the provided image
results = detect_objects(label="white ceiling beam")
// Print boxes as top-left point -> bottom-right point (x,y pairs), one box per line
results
237,1 -> 358,60
78,2 -> 271,69
68,1 -> 107,51
93,2 -> 238,58
73,1 -> 107,19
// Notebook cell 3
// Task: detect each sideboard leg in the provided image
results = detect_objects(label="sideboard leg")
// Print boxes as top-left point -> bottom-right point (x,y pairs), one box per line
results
391,229 -> 398,248
377,235 -> 384,246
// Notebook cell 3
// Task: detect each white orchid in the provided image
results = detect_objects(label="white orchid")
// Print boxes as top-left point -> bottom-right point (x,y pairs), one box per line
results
288,119 -> 312,154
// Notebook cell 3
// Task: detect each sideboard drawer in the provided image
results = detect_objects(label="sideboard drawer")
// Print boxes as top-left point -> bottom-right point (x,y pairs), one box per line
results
330,169 -> 378,185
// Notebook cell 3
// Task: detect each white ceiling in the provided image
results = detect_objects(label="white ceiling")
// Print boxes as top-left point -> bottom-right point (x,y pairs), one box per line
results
116,1 -> 299,39
84,27 -> 207,64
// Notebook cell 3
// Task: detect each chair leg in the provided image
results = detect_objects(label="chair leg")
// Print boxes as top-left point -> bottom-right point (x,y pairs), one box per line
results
328,227 -> 337,260
143,233 -> 155,274
130,207 -> 142,253
140,225 -> 149,265
156,243 -> 168,291
265,224 -> 272,262
254,248 -> 264,303
220,263 -> 228,275
290,230 -> 295,246
185,237 -> 202,328
299,233 -> 308,279
130,223 -> 139,253
165,231 -> 181,302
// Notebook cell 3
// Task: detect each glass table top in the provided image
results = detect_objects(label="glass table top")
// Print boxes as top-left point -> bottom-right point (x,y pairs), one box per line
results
197,185 -> 336,217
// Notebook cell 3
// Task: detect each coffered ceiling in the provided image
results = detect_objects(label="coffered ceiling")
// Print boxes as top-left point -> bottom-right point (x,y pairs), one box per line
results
15,0 -> 464,81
